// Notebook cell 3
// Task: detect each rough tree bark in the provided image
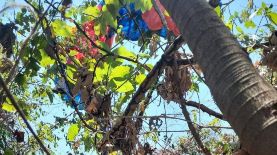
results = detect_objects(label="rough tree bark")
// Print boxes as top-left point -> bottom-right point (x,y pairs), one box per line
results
160,0 -> 277,155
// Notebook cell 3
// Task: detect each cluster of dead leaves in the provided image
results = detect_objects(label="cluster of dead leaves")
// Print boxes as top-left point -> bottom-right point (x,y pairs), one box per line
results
99,119 -> 138,154
72,67 -> 111,118
149,34 -> 159,57
261,49 -> 277,71
157,52 -> 192,102
260,30 -> 277,71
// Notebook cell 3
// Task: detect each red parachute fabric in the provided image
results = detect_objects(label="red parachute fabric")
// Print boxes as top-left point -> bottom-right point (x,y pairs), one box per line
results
141,0 -> 180,36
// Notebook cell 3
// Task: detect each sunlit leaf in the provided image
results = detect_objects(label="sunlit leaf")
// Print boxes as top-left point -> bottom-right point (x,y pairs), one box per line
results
94,22 -> 101,36
66,65 -> 76,84
69,49 -> 78,56
67,124 -> 79,141
267,12 -> 277,25
83,6 -> 100,19
109,66 -> 130,80
135,74 -> 146,85
2,99 -> 16,112
214,6 -> 221,17
135,0 -> 153,12
244,20 -> 256,28
113,80 -> 134,93
236,26 -> 243,33
94,62 -> 109,82
113,46 -> 136,62
39,49 -> 55,67
51,19 -> 74,37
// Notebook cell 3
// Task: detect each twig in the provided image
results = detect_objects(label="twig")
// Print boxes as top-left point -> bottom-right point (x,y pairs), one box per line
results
135,83 -> 157,132
180,103 -> 211,155
0,75 -> 50,155
152,0 -> 168,29
186,101 -> 224,120
172,55 -> 211,155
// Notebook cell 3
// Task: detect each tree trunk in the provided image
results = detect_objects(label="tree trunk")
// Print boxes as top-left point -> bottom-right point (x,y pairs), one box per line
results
160,0 -> 277,155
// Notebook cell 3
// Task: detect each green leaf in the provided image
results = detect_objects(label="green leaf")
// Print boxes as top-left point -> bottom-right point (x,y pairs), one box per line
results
2,99 -> 16,112
109,66 -> 130,80
113,80 -> 134,93
4,149 -> 14,155
39,49 -> 55,67
51,19 -> 74,37
146,64 -> 154,70
114,93 -> 130,112
209,118 -> 220,126
225,21 -> 233,30
97,41 -> 111,54
94,22 -> 101,36
191,82 -> 199,92
94,62 -> 109,82
66,65 -> 76,84
65,7 -> 78,18
267,12 -> 277,25
83,6 -> 100,19
14,73 -> 26,87
135,0 -> 153,12
69,49 -> 78,56
244,20 -> 256,28
135,74 -> 146,85
261,2 -> 267,9
138,53 -> 151,59
67,124 -> 79,141
236,26 -> 243,33
113,46 -> 136,61
214,6 -> 221,17
105,1 -> 120,19
101,5 -> 117,28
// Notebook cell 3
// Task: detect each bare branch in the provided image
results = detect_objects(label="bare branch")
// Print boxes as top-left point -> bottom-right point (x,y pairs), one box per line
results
152,0 -> 168,29
180,103 -> 211,155
186,101 -> 224,120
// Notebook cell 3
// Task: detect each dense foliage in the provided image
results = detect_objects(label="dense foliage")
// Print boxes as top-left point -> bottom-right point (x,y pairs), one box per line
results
0,0 -> 276,154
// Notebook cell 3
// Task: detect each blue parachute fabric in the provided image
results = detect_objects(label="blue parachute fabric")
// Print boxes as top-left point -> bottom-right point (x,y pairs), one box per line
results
54,76 -> 84,110
159,27 -> 167,38
118,3 -> 149,41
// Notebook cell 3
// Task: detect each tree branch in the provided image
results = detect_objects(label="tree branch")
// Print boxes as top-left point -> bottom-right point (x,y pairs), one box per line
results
152,0 -> 168,30
171,54 -> 211,155
100,36 -> 185,149
180,102 -> 211,155
186,101 -> 224,120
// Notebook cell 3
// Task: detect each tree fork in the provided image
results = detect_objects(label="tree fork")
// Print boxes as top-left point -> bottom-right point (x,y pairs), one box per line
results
160,0 -> 277,154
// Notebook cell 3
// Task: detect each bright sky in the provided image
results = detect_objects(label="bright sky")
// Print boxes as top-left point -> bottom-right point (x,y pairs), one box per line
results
1,0 -> 276,154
